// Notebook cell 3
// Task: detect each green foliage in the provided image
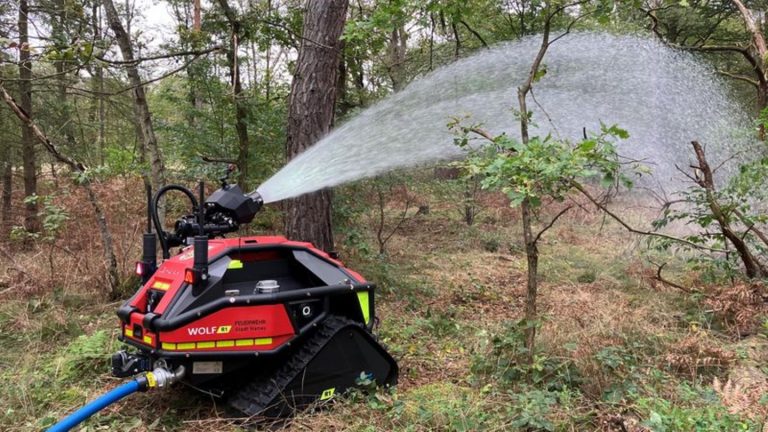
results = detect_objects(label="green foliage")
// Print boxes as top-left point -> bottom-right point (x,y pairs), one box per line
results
576,269 -> 597,283
422,307 -> 461,338
452,120 -> 631,208
636,394 -> 755,431
393,383 -> 493,431
471,319 -> 582,391
57,330 -> 112,381
507,388 -> 558,431
593,343 -> 644,402
651,155 -> 768,280
10,195 -> 69,242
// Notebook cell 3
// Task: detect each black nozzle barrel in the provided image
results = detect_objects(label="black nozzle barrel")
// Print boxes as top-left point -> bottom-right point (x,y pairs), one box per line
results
247,190 -> 264,212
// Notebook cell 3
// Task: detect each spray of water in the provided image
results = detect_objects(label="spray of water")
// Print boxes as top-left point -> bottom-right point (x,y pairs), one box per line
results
256,32 -> 754,203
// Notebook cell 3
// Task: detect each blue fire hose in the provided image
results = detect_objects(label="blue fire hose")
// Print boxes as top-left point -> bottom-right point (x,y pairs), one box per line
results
47,379 -> 144,432
47,367 -> 184,432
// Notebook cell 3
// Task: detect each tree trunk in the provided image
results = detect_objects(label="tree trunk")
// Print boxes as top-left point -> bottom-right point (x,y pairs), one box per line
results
690,141 -> 766,278
283,0 -> 348,252
217,0 -> 251,190
0,83 -> 121,295
103,0 -> 166,193
517,17 -> 551,361
521,197 -> 538,356
758,82 -> 767,140
731,0 -> 768,141
0,142 -> 11,236
92,2 -> 107,165
230,40 -> 250,190
387,24 -> 407,92
53,0 -> 77,150
19,0 -> 39,233
193,0 -> 201,31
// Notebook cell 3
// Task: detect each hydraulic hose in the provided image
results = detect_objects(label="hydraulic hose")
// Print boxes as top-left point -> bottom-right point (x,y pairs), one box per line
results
47,379 -> 144,432
151,185 -> 199,259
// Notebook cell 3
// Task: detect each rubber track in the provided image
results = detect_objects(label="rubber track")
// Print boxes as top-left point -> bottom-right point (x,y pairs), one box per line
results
227,315 -> 361,417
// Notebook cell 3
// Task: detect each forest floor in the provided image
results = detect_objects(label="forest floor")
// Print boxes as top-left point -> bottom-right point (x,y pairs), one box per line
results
0,178 -> 767,431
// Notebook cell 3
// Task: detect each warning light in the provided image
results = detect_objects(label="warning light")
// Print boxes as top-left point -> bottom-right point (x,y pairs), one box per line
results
184,268 -> 198,285
135,262 -> 145,276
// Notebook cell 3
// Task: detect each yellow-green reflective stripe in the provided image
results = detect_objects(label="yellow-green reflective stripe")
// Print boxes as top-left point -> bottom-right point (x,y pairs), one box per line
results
228,259 -> 243,269
357,291 -> 370,325
162,338 -> 274,350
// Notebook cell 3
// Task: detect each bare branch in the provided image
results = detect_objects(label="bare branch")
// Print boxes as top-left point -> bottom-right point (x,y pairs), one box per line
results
200,155 -> 238,165
716,70 -> 759,87
95,45 -> 222,65
571,180 -> 729,253
0,82 -> 85,172
652,261 -> 695,294
533,205 -> 572,244
459,19 -> 488,48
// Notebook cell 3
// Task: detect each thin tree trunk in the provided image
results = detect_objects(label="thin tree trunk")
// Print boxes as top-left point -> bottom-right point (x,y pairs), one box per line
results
92,2 -> 107,165
0,142 -> 11,236
265,0 -> 273,100
103,0 -> 166,193
0,84 -> 120,295
517,16 -> 551,360
690,141 -> 766,278
193,0 -> 201,31
521,197 -> 538,354
387,24 -> 407,92
284,0 -> 348,252
232,46 -> 250,190
451,21 -> 461,59
53,0 -> 77,149
217,0 -> 251,190
19,0 -> 39,233
731,0 -> 768,140
758,82 -> 767,140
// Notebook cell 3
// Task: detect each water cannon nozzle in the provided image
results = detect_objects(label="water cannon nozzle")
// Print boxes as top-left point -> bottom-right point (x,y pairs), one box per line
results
248,191 -> 264,213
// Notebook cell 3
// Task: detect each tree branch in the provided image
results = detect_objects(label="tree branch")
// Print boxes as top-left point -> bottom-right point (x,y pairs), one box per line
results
652,262 -> 695,294
200,155 -> 238,165
95,45 -> 222,65
716,70 -> 759,87
571,180 -> 729,253
0,82 -> 85,172
533,205 -> 572,244
459,19 -> 488,48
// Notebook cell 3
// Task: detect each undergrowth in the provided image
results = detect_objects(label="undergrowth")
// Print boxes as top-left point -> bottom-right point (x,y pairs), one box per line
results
0,178 -> 765,431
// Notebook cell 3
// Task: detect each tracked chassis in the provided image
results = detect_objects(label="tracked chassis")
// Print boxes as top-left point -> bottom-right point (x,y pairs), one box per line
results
113,181 -> 398,417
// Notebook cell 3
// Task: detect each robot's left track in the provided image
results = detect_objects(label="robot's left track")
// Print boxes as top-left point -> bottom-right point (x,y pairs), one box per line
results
228,315 -> 398,418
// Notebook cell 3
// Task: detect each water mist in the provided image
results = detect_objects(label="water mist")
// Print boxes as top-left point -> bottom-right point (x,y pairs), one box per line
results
257,32 -> 754,203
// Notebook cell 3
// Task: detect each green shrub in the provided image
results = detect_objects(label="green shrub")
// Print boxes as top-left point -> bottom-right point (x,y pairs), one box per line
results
507,388 -> 558,431
636,395 -> 755,431
395,383 -> 492,431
